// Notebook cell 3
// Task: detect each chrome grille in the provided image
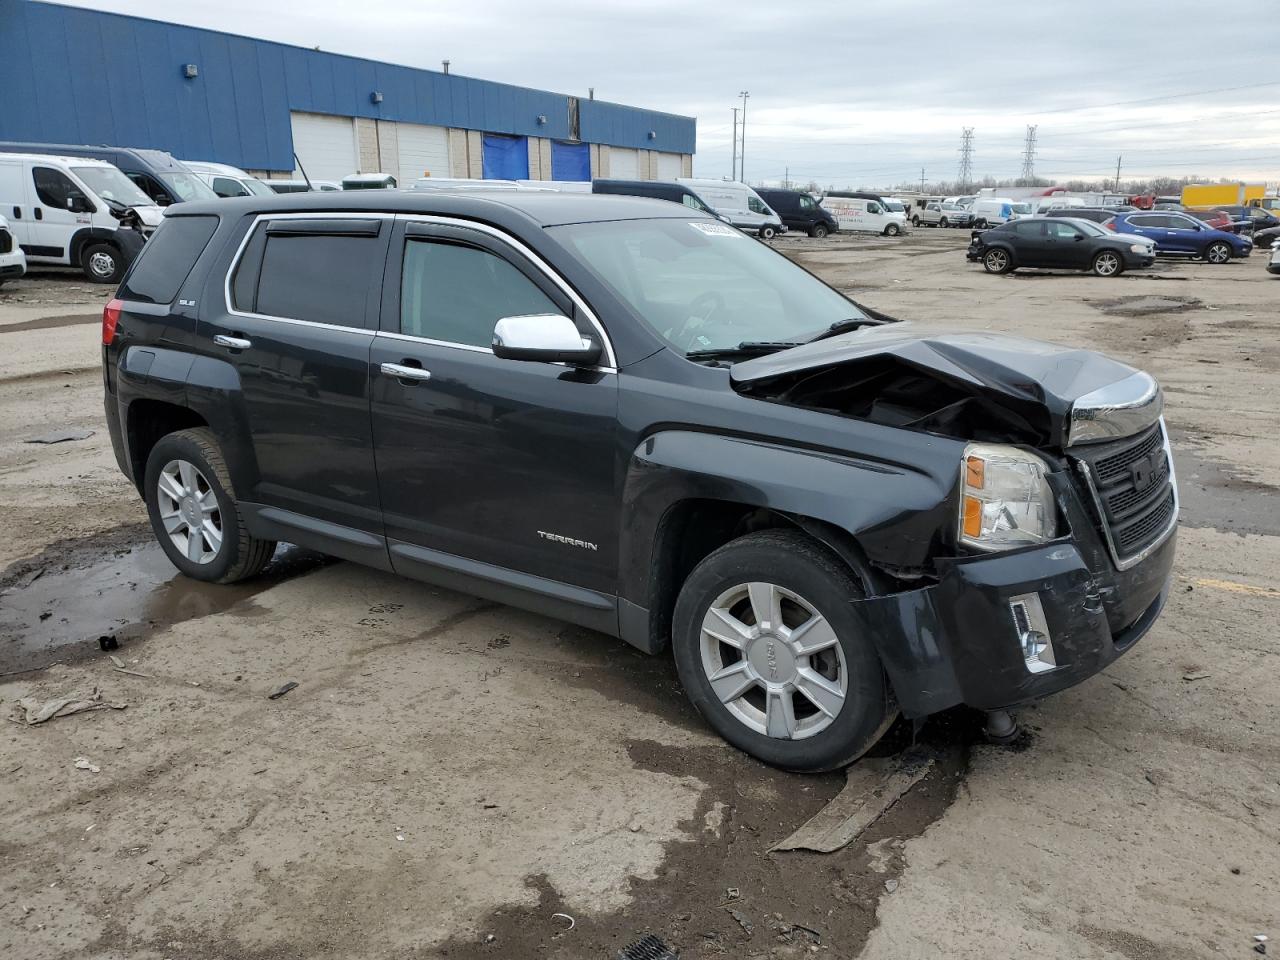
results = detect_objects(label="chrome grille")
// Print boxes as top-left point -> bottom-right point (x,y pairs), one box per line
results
1073,419 -> 1177,569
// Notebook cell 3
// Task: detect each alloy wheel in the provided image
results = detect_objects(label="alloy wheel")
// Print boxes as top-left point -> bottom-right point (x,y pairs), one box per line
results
985,249 -> 1009,272
157,459 -> 223,564
1207,243 -> 1230,264
1094,251 -> 1120,276
698,581 -> 849,740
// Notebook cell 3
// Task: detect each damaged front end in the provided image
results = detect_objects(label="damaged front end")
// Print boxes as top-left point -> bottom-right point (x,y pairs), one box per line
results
734,324 -> 1177,716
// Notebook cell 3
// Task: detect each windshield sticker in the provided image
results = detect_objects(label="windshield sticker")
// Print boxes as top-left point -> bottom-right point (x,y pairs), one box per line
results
690,222 -> 743,238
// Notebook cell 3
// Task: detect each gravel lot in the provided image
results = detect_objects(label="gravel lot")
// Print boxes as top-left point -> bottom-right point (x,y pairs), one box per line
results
2,235 -> 1277,960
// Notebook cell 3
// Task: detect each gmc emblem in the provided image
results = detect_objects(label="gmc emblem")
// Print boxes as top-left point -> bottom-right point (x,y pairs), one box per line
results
1130,453 -> 1159,492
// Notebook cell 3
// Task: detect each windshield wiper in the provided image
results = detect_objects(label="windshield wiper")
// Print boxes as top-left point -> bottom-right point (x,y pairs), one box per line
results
803,304 -> 899,344
685,341 -> 804,360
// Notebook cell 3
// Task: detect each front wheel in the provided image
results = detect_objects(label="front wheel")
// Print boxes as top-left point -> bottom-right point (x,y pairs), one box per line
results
758,224 -> 778,240
1092,250 -> 1124,276
671,530 -> 897,772
809,224 -> 829,239
81,242 -> 124,284
939,217 -> 949,228
1205,241 -> 1232,264
884,222 -> 901,237
983,247 -> 1013,273
911,216 -> 920,227
144,428 -> 276,583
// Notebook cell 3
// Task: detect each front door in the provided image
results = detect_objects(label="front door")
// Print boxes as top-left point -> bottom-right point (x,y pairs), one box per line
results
369,218 -> 619,611
198,214 -> 389,538
29,164 -> 92,262
1043,220 -> 1091,268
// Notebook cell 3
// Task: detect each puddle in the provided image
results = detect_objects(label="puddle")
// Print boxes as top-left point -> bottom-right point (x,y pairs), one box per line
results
0,538 -> 330,675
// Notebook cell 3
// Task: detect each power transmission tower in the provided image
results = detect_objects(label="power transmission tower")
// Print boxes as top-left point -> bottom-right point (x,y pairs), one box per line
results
957,127 -> 974,189
920,167 -> 926,192
1020,125 -> 1038,181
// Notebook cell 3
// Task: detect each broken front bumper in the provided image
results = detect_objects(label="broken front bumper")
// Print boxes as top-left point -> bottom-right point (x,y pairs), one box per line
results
860,475 -> 1176,718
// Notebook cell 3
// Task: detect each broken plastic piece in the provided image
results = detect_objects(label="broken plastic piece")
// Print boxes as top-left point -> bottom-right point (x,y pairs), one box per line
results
267,681 -> 299,700
12,691 -> 126,725
25,428 -> 95,444
615,935 -> 678,960
550,912 -> 574,931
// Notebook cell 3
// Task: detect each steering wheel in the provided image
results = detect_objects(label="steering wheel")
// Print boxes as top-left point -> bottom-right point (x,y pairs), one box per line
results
668,291 -> 727,351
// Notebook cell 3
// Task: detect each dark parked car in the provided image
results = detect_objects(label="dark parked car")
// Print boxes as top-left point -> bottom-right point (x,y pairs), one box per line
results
1211,204 -> 1280,233
103,191 -> 1177,771
756,187 -> 839,238
1105,211 -> 1253,263
591,178 -> 718,216
0,141 -> 217,205
1251,224 -> 1280,252
967,217 -> 1156,276
1043,206 -> 1133,223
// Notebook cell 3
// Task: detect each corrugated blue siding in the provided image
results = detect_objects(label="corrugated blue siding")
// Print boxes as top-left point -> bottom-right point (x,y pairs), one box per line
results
0,0 -> 696,169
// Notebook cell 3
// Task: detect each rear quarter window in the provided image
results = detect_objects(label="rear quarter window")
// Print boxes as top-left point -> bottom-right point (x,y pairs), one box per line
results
119,215 -> 219,304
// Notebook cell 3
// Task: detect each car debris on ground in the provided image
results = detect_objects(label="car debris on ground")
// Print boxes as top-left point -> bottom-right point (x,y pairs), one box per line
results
10,688 -> 126,725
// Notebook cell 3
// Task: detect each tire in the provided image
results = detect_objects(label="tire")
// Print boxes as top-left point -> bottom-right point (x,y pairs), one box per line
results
80,242 -> 125,284
1204,241 -> 1232,264
809,224 -> 829,239
975,218 -> 988,229
671,530 -> 897,772
144,427 -> 276,584
1092,250 -> 1124,277
758,224 -> 777,240
911,216 -> 920,227
939,217 -> 949,228
884,222 -> 900,237
983,247 -> 1013,273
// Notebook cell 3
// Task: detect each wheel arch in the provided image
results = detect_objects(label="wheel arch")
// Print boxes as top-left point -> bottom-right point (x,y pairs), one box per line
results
125,398 -> 208,495
68,226 -> 121,266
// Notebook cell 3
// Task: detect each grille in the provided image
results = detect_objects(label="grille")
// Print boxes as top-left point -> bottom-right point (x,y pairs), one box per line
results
0,229 -> 11,255
1074,421 -> 1176,564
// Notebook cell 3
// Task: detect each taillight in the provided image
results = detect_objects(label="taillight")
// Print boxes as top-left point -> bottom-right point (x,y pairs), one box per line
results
1103,220 -> 1116,231
102,298 -> 122,345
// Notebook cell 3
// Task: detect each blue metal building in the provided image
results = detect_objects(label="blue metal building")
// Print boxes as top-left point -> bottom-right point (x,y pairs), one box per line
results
0,0 -> 696,183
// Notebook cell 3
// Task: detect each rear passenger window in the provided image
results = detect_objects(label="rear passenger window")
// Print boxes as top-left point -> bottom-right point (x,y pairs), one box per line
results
400,239 -> 560,347
120,215 -> 218,304
252,232 -> 382,328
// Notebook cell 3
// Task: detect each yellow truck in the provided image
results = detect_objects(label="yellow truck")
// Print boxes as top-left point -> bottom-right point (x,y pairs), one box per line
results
1180,183 -> 1266,207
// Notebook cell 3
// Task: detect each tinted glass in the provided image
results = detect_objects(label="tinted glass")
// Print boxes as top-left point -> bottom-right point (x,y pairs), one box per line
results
1013,221 -> 1045,237
32,167 -> 87,208
70,166 -> 152,206
1129,215 -> 1162,228
256,233 -> 381,327
1046,221 -> 1083,240
799,196 -> 816,211
400,239 -> 559,347
120,215 -> 218,304
212,176 -> 248,198
1167,215 -> 1198,230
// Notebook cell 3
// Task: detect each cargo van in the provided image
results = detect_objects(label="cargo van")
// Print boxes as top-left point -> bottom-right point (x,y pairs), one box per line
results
755,187 -> 839,237
591,179 -> 723,216
181,160 -> 276,198
0,142 -> 215,206
971,197 -> 1032,227
819,195 -> 907,236
0,153 -> 163,281
676,178 -> 786,238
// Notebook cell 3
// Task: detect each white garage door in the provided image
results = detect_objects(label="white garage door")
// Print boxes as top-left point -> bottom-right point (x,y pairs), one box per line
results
656,152 -> 682,179
609,147 -> 639,179
290,112 -> 357,182
396,122 -> 450,183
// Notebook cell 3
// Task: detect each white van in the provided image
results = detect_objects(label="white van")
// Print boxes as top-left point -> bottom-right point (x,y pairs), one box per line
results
1029,195 -> 1085,214
819,196 -> 908,236
0,153 -> 163,282
0,214 -> 27,287
676,178 -> 785,238
181,160 -> 277,198
970,197 -> 1032,228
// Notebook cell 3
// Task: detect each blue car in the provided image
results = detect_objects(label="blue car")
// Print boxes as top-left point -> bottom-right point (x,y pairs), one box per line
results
1105,211 -> 1252,264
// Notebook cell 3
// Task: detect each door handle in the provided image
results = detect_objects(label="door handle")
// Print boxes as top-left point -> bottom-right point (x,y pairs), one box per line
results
34,208 -> 42,221
213,334 -> 252,350
10,206 -> 18,219
380,361 -> 432,383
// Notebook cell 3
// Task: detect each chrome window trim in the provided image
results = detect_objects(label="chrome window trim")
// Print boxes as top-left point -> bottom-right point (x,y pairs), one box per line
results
223,211 -> 618,371
1073,417 -> 1178,571
396,214 -> 618,370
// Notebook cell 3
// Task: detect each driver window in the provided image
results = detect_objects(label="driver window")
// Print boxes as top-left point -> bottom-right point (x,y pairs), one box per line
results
1048,222 -> 1081,240
680,193 -> 706,211
128,172 -> 172,205
867,202 -> 883,215
33,167 -> 88,209
799,196 -> 815,211
400,239 -> 560,348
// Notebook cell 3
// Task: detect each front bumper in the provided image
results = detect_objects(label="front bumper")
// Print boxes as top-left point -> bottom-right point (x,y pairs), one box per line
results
857,471 -> 1176,718
0,249 -> 25,279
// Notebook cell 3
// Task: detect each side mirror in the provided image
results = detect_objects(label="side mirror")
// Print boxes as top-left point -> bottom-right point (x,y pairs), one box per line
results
67,196 -> 91,213
1074,233 -> 1085,241
492,314 -> 601,365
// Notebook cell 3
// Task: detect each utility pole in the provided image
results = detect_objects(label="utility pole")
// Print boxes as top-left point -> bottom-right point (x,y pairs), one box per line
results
957,127 -> 974,190
1020,124 -> 1038,181
1114,155 -> 1123,193
920,167 -> 926,192
731,108 -> 739,180
739,91 -> 750,182
784,166 -> 789,189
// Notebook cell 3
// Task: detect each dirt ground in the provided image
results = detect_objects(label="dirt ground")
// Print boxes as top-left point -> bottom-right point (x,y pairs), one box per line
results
1,236 -> 1276,960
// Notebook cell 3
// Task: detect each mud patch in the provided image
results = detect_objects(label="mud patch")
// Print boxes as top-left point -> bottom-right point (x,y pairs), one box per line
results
1169,430 -> 1280,537
432,709 -> 983,959
1089,295 -> 1202,316
0,312 -> 98,334
0,526 -> 331,675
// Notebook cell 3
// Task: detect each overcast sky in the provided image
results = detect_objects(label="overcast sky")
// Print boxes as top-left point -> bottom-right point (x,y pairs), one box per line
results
64,0 -> 1280,188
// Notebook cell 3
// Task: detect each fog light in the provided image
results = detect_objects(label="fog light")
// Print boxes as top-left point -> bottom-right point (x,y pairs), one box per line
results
1009,593 -> 1057,674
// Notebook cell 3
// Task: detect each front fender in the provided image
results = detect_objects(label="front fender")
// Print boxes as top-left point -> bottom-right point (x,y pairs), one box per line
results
618,430 -> 958,612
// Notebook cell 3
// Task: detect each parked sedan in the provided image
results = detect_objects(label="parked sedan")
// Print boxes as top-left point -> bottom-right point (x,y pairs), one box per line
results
967,217 -> 1155,276
1105,212 -> 1253,263
1269,239 -> 1280,275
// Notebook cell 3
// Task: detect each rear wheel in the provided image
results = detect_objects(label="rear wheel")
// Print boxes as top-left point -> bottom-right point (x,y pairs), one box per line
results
939,217 -> 949,228
884,222 -> 901,237
810,223 -> 829,239
144,428 -> 276,583
80,242 -> 124,284
911,215 -> 920,227
1092,250 -> 1124,276
1205,241 -> 1232,264
975,218 -> 989,229
672,530 -> 897,771
983,247 -> 1013,273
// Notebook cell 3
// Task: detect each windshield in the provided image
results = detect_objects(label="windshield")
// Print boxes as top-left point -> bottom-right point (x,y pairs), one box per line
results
551,218 -> 864,355
244,178 -> 277,197
166,171 -> 217,201
1012,202 -> 1032,214
71,166 -> 153,207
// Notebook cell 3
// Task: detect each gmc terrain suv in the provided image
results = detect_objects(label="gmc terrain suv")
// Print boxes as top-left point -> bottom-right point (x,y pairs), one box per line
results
103,192 -> 1177,771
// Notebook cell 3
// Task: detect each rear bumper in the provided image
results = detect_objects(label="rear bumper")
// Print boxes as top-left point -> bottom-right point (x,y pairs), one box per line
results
858,472 -> 1176,718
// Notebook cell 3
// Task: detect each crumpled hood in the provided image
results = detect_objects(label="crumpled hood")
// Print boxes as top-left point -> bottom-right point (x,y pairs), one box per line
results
130,205 -> 165,227
731,323 -> 1142,448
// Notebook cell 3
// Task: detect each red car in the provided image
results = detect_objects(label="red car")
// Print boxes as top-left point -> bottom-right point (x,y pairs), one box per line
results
1186,208 -> 1240,233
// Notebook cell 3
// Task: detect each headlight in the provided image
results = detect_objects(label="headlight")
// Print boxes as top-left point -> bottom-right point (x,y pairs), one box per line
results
1130,243 -> 1149,253
959,444 -> 1058,550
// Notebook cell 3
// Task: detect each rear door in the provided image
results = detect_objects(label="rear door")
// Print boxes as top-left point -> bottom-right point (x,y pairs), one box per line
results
1008,221 -> 1051,265
369,217 -> 619,611
201,213 -> 389,541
